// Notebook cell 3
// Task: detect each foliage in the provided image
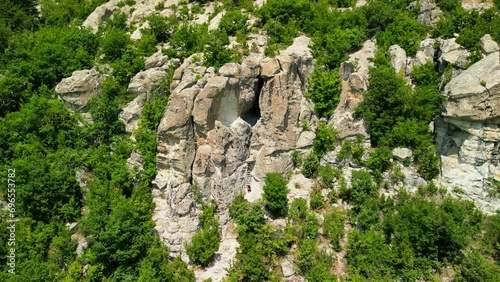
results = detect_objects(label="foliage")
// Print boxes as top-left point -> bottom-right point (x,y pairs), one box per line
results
306,68 -> 341,117
219,10 -> 248,36
302,152 -> 320,178
289,198 -> 308,221
377,13 -> 428,55
229,195 -> 267,233
313,122 -> 338,156
263,173 -> 289,217
342,170 -> 378,208
454,251 -> 500,282
310,192 -> 324,210
323,210 -> 346,251
301,212 -> 319,239
186,204 -> 220,267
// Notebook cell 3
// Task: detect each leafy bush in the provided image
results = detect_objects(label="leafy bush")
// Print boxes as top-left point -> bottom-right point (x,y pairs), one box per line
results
323,210 -> 345,251
263,173 -> 289,217
219,10 -> 248,36
377,13 -> 427,55
454,251 -> 500,282
186,204 -> 220,267
301,212 -> 319,239
310,192 -> 324,210
347,230 -> 395,279
302,152 -> 320,178
366,146 -> 392,182
313,122 -> 338,156
100,28 -> 130,61
229,195 -> 267,233
343,170 -> 378,207
306,68 -> 341,117
318,164 -> 339,189
289,198 -> 308,221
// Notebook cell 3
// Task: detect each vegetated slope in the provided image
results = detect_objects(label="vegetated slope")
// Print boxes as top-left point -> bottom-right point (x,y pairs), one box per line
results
0,0 -> 499,281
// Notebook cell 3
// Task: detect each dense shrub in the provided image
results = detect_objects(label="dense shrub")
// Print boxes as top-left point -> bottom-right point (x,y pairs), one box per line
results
263,173 -> 289,217
343,170 -> 378,207
310,192 -> 324,210
219,10 -> 248,36
313,122 -> 338,156
306,68 -> 341,117
229,195 -> 267,233
302,152 -> 320,178
185,205 -> 220,267
289,198 -> 308,221
323,210 -> 346,251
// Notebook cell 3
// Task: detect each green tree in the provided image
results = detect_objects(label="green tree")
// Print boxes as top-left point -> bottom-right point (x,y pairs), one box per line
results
263,173 -> 289,217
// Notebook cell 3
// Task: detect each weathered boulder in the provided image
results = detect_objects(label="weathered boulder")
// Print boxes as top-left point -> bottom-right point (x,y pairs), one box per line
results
417,0 -> 441,26
389,45 -> 408,76
330,40 -> 375,139
55,69 -> 105,113
414,38 -> 436,66
439,38 -> 470,70
480,34 -> 499,55
392,147 -> 413,161
442,52 -> 500,121
127,67 -> 168,96
82,0 -> 121,33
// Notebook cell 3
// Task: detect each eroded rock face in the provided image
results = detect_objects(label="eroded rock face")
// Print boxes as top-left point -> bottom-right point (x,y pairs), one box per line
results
329,40 -> 375,139
417,0 -> 441,26
439,38 -> 470,70
153,36 -> 316,257
119,67 -> 170,133
389,45 -> 408,76
437,48 -> 500,213
55,69 -> 105,113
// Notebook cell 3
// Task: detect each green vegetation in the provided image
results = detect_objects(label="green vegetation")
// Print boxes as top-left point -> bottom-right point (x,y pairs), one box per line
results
186,204 -> 220,267
263,173 -> 289,217
1,1 -> 500,281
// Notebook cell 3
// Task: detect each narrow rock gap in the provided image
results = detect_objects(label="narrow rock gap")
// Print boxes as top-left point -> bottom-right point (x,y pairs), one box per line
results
241,77 -> 264,127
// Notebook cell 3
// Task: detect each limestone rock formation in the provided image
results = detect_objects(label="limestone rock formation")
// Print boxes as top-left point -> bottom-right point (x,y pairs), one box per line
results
82,0 -> 121,33
330,40 -> 375,139
414,38 -> 436,66
480,34 -> 500,55
152,36 -> 317,257
439,38 -> 470,70
389,45 -> 408,76
417,0 -> 441,26
119,67 -> 170,133
55,68 -> 105,113
437,49 -> 500,213
392,148 -> 413,162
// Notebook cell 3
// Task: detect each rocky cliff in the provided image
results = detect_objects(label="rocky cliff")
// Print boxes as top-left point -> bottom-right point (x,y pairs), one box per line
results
152,36 -> 316,256
437,35 -> 500,212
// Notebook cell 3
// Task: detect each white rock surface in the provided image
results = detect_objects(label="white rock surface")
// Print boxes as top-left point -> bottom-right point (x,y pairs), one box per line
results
389,45 -> 408,76
55,69 -> 105,113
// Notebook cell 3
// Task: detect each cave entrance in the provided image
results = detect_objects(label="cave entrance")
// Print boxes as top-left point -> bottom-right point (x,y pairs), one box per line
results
241,77 -> 263,127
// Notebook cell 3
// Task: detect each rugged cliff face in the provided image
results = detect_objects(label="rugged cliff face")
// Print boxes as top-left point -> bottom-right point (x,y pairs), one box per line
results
152,36 -> 316,256
437,36 -> 500,212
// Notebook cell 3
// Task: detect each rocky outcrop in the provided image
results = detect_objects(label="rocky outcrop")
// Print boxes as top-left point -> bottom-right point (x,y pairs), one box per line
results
55,68 -> 105,113
329,40 -> 375,139
414,38 -> 436,66
119,67 -> 170,133
82,0 -> 121,33
152,36 -> 316,257
437,47 -> 500,213
439,38 -> 470,70
389,45 -> 408,76
417,0 -> 441,26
